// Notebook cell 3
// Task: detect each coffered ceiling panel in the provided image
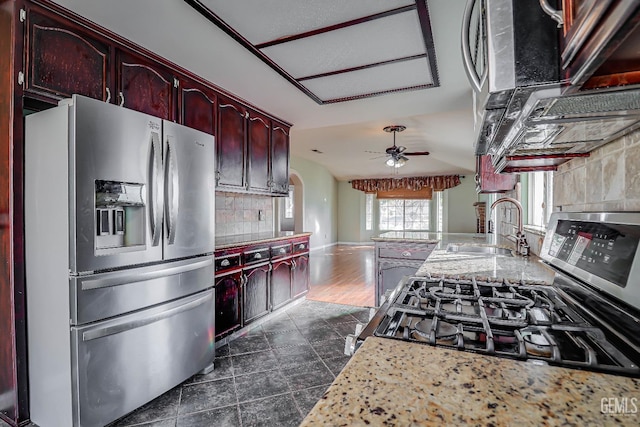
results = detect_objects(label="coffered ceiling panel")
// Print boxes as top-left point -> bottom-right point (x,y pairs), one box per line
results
261,11 -> 426,78
186,0 -> 439,104
197,0 -> 413,44
300,57 -> 433,102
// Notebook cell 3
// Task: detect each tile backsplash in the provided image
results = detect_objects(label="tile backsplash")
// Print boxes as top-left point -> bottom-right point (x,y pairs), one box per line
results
554,128 -> 640,212
215,192 -> 274,236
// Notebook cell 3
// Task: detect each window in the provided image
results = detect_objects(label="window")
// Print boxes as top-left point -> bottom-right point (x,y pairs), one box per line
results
284,186 -> 294,219
365,193 -> 373,231
379,199 -> 431,231
527,171 -> 553,227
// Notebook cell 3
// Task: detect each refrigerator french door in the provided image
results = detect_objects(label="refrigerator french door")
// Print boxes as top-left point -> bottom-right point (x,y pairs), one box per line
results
25,95 -> 216,427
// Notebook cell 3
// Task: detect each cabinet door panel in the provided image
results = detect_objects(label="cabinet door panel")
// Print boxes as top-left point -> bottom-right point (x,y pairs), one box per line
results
271,259 -> 292,310
180,80 -> 216,135
243,264 -> 270,324
476,155 -> 516,193
217,98 -> 246,189
247,112 -> 271,192
26,9 -> 109,100
291,255 -> 309,299
215,271 -> 242,340
271,124 -> 290,194
117,50 -> 174,120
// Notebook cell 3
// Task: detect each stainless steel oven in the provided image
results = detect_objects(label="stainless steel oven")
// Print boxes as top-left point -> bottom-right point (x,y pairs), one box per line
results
347,212 -> 640,377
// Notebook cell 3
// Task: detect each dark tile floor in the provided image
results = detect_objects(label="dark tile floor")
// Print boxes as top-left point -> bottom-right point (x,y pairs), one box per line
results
109,300 -> 371,427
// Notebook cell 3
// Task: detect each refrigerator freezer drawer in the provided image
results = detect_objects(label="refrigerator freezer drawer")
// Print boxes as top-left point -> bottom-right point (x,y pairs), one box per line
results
71,256 -> 214,325
70,289 -> 215,427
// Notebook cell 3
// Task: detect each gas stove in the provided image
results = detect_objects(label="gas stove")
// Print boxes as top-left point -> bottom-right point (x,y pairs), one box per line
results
348,212 -> 640,377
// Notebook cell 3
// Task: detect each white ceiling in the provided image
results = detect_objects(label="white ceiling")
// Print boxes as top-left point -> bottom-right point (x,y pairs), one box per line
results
50,0 -> 476,181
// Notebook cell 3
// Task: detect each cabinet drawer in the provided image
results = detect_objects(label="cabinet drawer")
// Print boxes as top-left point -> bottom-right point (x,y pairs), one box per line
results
271,243 -> 292,260
243,247 -> 271,265
292,239 -> 309,254
215,254 -> 241,273
378,245 -> 435,261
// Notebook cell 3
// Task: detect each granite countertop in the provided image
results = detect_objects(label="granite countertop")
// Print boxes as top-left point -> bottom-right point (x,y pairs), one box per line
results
215,231 -> 311,250
372,232 -> 492,248
301,337 -> 640,426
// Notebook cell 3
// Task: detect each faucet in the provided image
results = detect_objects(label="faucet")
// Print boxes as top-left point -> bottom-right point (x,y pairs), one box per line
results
490,197 -> 530,256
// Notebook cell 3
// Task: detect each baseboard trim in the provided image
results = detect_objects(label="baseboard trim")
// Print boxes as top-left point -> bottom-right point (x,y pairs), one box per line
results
309,242 -> 337,252
337,241 -> 374,246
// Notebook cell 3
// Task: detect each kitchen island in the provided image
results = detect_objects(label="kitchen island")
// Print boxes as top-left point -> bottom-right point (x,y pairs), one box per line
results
301,337 -> 640,426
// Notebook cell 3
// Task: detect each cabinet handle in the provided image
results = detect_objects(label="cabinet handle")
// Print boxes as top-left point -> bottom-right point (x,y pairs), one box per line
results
279,248 -> 286,254
539,0 -> 563,27
254,253 -> 262,260
118,91 -> 125,107
105,87 -> 111,103
220,259 -> 230,267
401,251 -> 412,257
298,244 -> 305,250
292,259 -> 297,270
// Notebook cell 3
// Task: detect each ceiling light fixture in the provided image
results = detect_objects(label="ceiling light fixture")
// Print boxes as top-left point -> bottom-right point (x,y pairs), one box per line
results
383,125 -> 409,168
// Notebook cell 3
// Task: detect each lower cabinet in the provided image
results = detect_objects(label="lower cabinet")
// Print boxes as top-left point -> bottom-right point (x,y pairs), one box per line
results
242,262 -> 271,324
271,259 -> 293,310
214,235 -> 311,340
214,270 -> 242,340
291,254 -> 309,298
375,241 -> 437,306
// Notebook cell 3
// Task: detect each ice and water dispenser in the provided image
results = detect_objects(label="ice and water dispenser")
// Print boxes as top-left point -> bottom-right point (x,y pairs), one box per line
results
95,180 -> 146,253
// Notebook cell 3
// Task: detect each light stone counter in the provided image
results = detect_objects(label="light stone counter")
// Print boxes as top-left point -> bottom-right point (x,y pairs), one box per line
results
301,337 -> 640,426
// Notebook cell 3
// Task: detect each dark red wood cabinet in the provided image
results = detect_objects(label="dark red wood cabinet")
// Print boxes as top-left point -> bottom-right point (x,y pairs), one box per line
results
214,270 -> 242,339
270,258 -> 292,310
179,78 -> 217,136
247,110 -> 271,193
25,5 -> 110,102
116,49 -> 176,121
271,124 -> 290,195
242,262 -> 270,324
475,155 -> 517,193
561,0 -> 640,90
217,96 -> 247,190
291,254 -> 309,299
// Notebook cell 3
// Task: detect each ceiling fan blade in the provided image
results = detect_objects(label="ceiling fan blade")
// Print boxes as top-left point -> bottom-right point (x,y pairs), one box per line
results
404,151 -> 430,156
365,150 -> 384,154
398,154 -> 409,161
396,145 -> 407,153
369,154 -> 389,160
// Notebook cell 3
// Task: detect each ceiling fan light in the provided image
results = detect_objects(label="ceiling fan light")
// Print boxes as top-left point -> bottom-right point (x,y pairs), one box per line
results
394,157 -> 406,168
386,157 -> 396,167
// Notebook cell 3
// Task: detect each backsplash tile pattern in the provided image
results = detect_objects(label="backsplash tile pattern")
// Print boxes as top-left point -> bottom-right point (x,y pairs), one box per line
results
554,128 -> 640,212
215,192 -> 274,236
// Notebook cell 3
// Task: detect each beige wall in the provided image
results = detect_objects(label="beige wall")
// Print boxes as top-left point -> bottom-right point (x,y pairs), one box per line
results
554,128 -> 640,212
337,181 -> 367,243
445,177 -> 478,233
290,156 -> 339,249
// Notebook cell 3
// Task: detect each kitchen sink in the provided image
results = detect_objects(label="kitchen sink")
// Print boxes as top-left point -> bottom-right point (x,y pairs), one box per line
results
446,244 -> 513,257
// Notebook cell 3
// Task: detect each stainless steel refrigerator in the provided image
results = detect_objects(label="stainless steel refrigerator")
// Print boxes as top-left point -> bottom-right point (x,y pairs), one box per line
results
25,95 -> 216,427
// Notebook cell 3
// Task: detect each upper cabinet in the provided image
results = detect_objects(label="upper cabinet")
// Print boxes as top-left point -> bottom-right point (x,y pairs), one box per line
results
247,110 -> 271,193
475,155 -> 517,194
179,78 -> 217,136
217,96 -> 248,191
25,5 -> 111,101
271,123 -> 290,195
560,0 -> 640,90
116,50 -> 176,121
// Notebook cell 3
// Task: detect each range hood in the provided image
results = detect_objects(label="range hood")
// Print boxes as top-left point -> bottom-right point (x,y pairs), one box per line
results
486,85 -> 640,172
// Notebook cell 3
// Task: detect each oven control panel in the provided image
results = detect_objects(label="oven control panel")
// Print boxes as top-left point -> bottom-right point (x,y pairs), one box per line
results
547,219 -> 640,288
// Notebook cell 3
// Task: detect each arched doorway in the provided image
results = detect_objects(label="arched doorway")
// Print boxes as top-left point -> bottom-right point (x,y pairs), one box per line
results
278,169 -> 304,232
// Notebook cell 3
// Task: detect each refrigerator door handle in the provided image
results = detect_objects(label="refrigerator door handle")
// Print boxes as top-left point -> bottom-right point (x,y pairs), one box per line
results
149,131 -> 163,247
164,135 -> 179,244
79,257 -> 213,291
81,290 -> 212,341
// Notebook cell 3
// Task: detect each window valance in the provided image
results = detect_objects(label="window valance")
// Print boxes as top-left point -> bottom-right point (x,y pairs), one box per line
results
350,175 -> 461,193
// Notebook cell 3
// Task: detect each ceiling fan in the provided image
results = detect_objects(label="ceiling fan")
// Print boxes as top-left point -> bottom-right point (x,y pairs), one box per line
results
376,125 -> 430,168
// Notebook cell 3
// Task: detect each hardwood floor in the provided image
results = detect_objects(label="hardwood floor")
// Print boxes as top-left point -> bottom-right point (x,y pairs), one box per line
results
307,245 -> 375,307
